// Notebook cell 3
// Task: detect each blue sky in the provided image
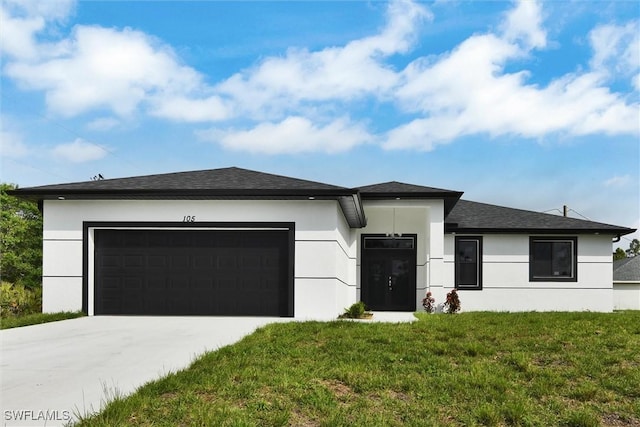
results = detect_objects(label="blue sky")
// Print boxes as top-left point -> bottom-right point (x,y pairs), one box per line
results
1,0 -> 639,247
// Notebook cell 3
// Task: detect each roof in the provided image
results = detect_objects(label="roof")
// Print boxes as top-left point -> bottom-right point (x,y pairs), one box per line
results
357,181 -> 463,215
445,199 -> 636,236
12,167 -> 347,194
9,167 -> 367,228
613,256 -> 640,282
10,167 -> 635,235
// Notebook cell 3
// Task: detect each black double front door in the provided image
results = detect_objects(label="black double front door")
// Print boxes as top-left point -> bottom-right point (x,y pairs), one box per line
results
361,235 -> 417,311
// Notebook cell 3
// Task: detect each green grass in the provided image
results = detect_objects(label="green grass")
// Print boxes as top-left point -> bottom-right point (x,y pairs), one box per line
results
0,311 -> 85,329
77,312 -> 640,426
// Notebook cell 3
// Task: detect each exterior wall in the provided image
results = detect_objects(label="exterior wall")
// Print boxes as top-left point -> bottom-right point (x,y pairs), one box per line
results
443,233 -> 615,312
613,282 -> 640,310
42,199 -> 356,318
355,200 -> 445,310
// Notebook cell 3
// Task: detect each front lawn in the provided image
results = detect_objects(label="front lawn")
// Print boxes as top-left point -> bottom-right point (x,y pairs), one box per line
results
0,311 -> 85,330
77,312 -> 640,426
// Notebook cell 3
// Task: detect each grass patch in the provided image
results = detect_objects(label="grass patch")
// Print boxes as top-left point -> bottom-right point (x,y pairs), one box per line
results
0,311 -> 85,329
77,312 -> 640,426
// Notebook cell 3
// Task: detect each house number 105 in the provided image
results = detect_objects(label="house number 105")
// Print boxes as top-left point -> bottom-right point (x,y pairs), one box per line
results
183,215 -> 196,222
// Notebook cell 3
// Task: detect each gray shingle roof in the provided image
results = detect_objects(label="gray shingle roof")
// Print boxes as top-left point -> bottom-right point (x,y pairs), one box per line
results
10,167 -> 367,228
14,167 -> 348,193
446,199 -> 635,235
613,256 -> 640,282
357,181 -> 460,195
357,181 -> 463,215
10,167 -> 635,235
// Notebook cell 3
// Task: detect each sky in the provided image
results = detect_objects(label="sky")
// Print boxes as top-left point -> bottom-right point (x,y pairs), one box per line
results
1,0 -> 639,248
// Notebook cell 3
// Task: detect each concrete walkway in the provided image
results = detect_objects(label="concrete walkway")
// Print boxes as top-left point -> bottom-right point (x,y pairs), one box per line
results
1,313 -> 415,426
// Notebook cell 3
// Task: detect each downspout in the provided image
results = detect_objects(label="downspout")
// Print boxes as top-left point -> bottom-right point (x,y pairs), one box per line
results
612,235 -> 621,243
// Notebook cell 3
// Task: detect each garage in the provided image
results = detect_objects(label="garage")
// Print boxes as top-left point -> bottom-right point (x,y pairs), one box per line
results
94,228 -> 293,316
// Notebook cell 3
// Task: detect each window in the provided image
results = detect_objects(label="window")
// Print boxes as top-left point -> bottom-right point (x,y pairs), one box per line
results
455,236 -> 482,290
363,236 -> 414,250
529,237 -> 577,282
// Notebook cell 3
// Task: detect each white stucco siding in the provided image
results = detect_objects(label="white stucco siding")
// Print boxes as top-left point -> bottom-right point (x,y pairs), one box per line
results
613,283 -> 640,310
41,199 -> 356,317
42,277 -> 83,313
42,240 -> 83,277
443,234 -> 615,312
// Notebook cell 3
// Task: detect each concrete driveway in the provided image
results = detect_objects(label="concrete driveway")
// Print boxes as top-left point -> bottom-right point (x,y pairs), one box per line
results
1,316 -> 288,426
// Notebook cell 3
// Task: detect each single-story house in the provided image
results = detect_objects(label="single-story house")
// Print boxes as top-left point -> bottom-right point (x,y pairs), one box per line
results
11,167 -> 636,318
613,256 -> 640,310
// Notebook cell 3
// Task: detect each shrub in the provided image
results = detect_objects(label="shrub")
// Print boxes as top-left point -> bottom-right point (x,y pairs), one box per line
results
443,289 -> 461,314
340,301 -> 371,319
0,282 -> 42,318
422,291 -> 436,313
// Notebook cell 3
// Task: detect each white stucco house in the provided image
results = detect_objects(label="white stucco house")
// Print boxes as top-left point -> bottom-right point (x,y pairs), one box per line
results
613,256 -> 640,310
11,167 -> 636,318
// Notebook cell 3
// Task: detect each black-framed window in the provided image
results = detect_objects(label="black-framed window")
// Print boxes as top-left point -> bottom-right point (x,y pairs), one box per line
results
529,237 -> 577,282
455,236 -> 482,290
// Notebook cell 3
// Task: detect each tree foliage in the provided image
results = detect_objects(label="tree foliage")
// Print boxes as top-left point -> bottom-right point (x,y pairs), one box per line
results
613,247 -> 626,261
613,238 -> 640,260
0,183 -> 42,288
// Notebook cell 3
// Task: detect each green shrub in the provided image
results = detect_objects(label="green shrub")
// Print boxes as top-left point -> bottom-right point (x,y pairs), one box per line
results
0,281 -> 42,317
340,301 -> 369,319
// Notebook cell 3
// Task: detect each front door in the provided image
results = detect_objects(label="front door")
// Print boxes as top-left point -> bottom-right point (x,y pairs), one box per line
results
361,235 -> 417,311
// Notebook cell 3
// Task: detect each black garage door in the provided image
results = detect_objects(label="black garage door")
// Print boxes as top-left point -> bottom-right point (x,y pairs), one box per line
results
94,229 -> 291,316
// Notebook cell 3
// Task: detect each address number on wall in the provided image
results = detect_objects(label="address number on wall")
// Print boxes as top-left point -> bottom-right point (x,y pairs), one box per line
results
183,215 -> 196,222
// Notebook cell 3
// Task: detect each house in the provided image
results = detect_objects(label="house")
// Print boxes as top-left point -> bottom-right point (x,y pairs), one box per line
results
613,256 -> 640,310
11,167 -> 636,318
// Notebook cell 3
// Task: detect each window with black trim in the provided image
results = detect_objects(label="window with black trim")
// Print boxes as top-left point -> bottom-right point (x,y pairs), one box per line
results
529,237 -> 577,282
455,236 -> 482,290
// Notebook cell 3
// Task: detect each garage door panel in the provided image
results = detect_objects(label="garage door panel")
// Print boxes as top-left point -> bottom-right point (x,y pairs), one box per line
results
193,255 -> 213,269
147,255 -> 167,268
94,229 -> 290,316
124,255 -> 144,268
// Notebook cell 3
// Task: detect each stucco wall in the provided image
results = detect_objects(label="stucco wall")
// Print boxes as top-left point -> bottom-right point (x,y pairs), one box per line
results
443,234 -> 615,312
613,282 -> 640,310
42,199 -> 356,318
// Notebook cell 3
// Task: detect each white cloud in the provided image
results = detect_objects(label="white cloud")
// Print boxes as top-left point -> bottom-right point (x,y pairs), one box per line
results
589,21 -> 639,81
216,0 -> 431,118
52,138 -> 108,162
149,95 -> 230,122
86,117 -> 121,131
2,0 -> 75,22
1,0 -> 638,156
0,0 -> 75,59
384,3 -> 639,150
199,116 -> 373,154
5,26 -> 207,118
500,0 -> 547,49
604,175 -> 632,187
0,129 -> 30,158
0,7 -> 45,59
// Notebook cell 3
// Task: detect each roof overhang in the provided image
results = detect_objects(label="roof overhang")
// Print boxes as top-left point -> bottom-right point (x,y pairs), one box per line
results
445,224 -> 637,236
10,188 -> 369,228
360,191 -> 463,216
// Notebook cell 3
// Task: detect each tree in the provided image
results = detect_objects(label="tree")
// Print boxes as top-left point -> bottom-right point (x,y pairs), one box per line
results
0,184 -> 43,288
613,247 -> 626,261
626,239 -> 640,257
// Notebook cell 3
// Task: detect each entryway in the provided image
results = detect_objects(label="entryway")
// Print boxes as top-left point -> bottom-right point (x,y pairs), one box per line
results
361,235 -> 417,311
